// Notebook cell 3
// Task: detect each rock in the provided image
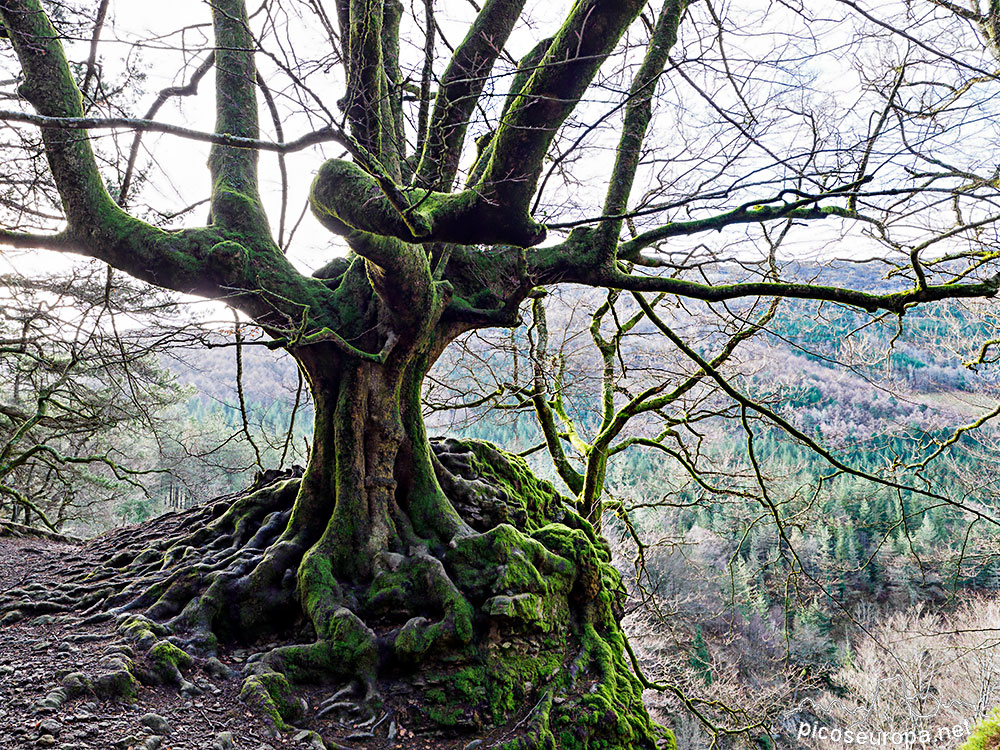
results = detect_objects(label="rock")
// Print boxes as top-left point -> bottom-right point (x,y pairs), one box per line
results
212,731 -> 235,750
60,672 -> 91,696
138,713 -> 171,736
35,736 -> 56,747
37,718 -> 62,736
179,679 -> 203,698
204,657 -> 234,680
142,737 -> 163,750
464,741 -> 484,750
291,730 -> 325,749
31,688 -> 67,713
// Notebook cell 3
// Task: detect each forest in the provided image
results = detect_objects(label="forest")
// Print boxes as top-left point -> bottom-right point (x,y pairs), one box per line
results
3,0 -> 1000,749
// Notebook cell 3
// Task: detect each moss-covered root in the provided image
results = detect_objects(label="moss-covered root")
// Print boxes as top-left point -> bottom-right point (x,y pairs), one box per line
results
496,691 -> 557,750
240,667 -> 304,734
116,613 -> 203,695
257,600 -> 380,725
439,519 -> 665,750
368,551 -> 475,664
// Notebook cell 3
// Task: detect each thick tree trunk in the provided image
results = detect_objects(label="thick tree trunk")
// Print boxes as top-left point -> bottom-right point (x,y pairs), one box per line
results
286,344 -> 468,581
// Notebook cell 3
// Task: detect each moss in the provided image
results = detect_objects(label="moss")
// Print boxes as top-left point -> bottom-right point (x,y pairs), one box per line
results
457,440 -> 565,532
424,686 -> 468,726
148,640 -> 193,683
208,240 -> 249,282
117,614 -> 169,650
961,709 -> 1000,750
92,657 -> 139,702
239,670 -> 302,731
445,523 -> 574,606
496,691 -> 557,750
544,624 -> 660,750
486,645 -> 563,723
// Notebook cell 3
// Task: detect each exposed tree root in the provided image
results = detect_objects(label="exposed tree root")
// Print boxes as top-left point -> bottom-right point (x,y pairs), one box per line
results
0,444 -> 671,749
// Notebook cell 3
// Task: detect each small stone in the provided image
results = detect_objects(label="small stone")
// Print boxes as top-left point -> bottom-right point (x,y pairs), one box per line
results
464,741 -> 484,750
61,673 -> 91,696
291,730 -> 325,749
179,680 -> 203,698
35,736 -> 56,747
138,713 -> 171,736
203,657 -> 233,680
212,731 -> 235,750
37,719 -> 62,736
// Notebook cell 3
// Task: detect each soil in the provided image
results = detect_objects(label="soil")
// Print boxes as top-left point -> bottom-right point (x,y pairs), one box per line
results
0,532 -> 483,750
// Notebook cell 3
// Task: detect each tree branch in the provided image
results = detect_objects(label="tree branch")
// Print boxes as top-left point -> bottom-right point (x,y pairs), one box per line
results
596,0 -> 689,255
207,0 -> 266,232
0,109 -> 347,154
415,0 -> 527,191
475,0 -> 648,230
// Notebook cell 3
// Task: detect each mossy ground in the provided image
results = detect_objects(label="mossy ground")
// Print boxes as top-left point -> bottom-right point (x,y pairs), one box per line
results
962,710 -> 1000,750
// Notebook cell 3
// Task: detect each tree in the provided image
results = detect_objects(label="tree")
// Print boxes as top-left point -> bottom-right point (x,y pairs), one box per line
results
4,0 -> 1000,747
0,265 -> 187,534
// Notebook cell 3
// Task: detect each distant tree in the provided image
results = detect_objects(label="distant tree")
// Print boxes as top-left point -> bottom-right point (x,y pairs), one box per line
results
0,265 -> 186,532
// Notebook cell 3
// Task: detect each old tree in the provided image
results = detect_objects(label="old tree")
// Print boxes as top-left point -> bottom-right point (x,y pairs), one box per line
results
4,0 -> 1000,746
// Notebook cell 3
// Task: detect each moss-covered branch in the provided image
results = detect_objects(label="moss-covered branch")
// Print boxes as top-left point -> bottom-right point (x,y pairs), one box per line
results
474,0 -> 647,228
617,198 -> 865,261
596,0 -> 689,254
529,297 -> 585,496
415,0 -> 526,191
343,0 -> 389,165
208,0 -> 267,234
525,228 -> 1000,313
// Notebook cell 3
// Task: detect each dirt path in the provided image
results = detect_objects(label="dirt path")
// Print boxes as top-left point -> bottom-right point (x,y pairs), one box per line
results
0,531 -> 474,750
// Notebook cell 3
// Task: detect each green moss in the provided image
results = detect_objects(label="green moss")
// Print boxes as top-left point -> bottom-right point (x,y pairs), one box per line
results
240,670 -> 301,730
487,644 -> 563,723
445,523 -> 574,606
117,614 -> 168,650
92,657 -> 139,702
149,640 -> 192,673
961,709 -> 1000,750
457,440 -> 564,532
544,624 -> 659,750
